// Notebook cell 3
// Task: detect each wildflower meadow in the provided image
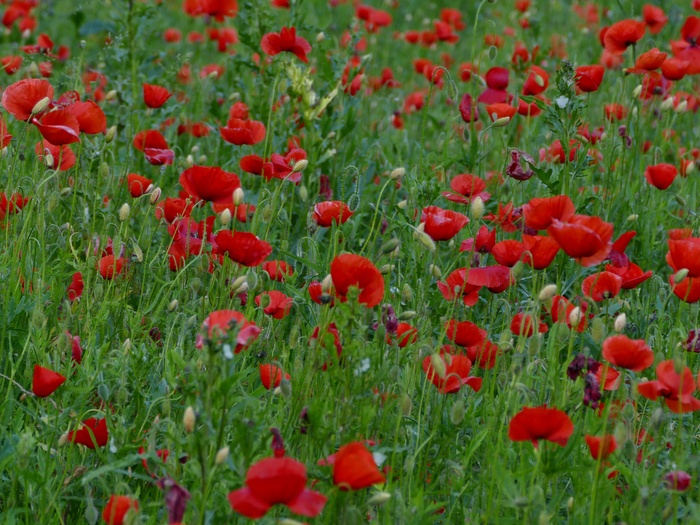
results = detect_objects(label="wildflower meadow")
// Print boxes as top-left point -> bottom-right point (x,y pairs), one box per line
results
3,0 -> 700,523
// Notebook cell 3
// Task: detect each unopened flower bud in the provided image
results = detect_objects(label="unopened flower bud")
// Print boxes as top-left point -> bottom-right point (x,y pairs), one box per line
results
675,195 -> 687,207
511,261 -> 525,279
45,152 -> 54,167
568,307 -> 582,327
31,96 -> 50,115
397,199 -> 408,210
632,85 -> 643,98
660,97 -> 675,111
230,187 -> 244,206
292,159 -> 308,173
614,313 -> 627,333
230,275 -> 248,294
298,185 -> 308,202
316,32 -> 326,42
168,299 -> 179,312
105,89 -> 118,101
379,264 -> 394,275
533,74 -> 545,87
470,196 -> 485,220
183,406 -> 196,433
398,310 -> 417,320
118,203 -> 130,221
414,224 -> 436,252
493,116 -> 511,127
215,446 -> 230,465
401,283 -> 413,302
538,284 -> 558,301
149,187 -> 162,205
58,433 -> 69,447
219,208 -> 232,226
381,238 -> 400,254
366,491 -> 392,506
198,155 -> 207,164
105,125 -> 117,143
430,353 -> 447,379
450,400 -> 465,425
321,274 -> 333,293
627,214 -> 638,222
675,100 -> 688,113
390,167 -> 405,180
186,154 -> 195,168
400,392 -> 412,416
686,162 -> 696,176
675,268 -> 690,284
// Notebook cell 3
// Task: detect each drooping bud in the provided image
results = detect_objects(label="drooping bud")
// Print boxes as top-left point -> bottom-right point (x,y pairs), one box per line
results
31,96 -> 50,115
660,97 -> 675,111
414,223 -> 436,252
430,353 -> 447,379
675,268 -> 690,284
390,167 -> 405,180
168,299 -> 179,313
568,307 -> 582,328
118,203 -> 130,221
366,491 -> 392,506
215,446 -> 230,465
321,274 -> 333,293
429,264 -> 442,278
183,406 -> 196,433
470,196 -> 485,220
614,313 -> 627,333
492,116 -> 511,127
219,208 -> 232,226
231,187 -> 244,206
149,187 -> 162,205
298,185 -> 308,202
292,159 -> 308,173
105,125 -> 117,143
537,284 -> 558,301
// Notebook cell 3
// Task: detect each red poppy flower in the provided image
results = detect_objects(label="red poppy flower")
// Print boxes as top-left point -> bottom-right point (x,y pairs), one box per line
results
183,0 -> 238,21
637,360 -> 700,413
465,265 -> 514,293
32,108 -> 80,145
98,255 -> 126,279
490,240 -> 524,267
102,495 -> 138,525
671,16 -> 700,75
420,206 -> 469,241
603,19 -> 646,55
508,406 -> 574,448
661,58 -> 688,81
467,340 -> 501,369
485,103 -> 517,122
312,201 -> 354,227
259,364 -> 290,389
330,254 -> 384,308
423,350 -> 482,394
459,93 -> 478,122
132,129 -> 174,165
670,274 -> 700,304
605,262 -> 652,289
67,271 -> 84,301
442,174 -> 490,204
665,471 -> 692,492
261,26 -> 311,63
32,364 -> 66,397
255,290 -> 293,319
644,163 -> 677,190
387,322 -> 418,347
445,320 -> 487,348
68,100 -> 107,134
642,4 -> 668,34
332,442 -> 386,490
581,271 -> 623,301
1,78 -> 53,121
68,417 -> 109,449
522,65 -> 549,96
522,234 -> 560,269
484,202 -> 523,232
220,118 -> 266,146
179,166 -> 241,205
143,83 -> 172,108
199,310 -> 260,353
510,312 -> 547,338
127,174 -> 153,198
214,230 -> 271,267
547,215 -> 613,267
550,295 -> 588,332
36,140 -> 76,171
585,435 -> 617,460
262,260 -> 294,281
575,65 -> 605,92
602,335 -> 654,372
436,268 -> 481,307
310,323 -> 343,370
667,237 -> 700,278
626,48 -> 667,74
228,456 -> 326,519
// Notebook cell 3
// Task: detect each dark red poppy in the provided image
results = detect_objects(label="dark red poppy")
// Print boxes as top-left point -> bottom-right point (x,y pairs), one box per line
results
508,406 -> 574,448
33,108 -> 80,145
490,240 -> 524,267
442,174 -> 490,204
459,93 -> 478,122
312,201 -> 354,227
547,215 -> 613,267
179,166 -> 241,205
214,230 -> 272,267
228,456 -> 326,518
1,78 -> 53,121
98,255 -> 126,279
261,26 -> 311,63
445,320 -> 487,348
602,335 -> 654,372
32,364 -> 66,397
262,260 -> 294,281
255,290 -> 293,319
220,118 -> 266,146
637,360 -> 700,413
420,206 -> 469,241
68,417 -> 109,449
642,4 -> 668,34
127,174 -> 153,198
581,271 -> 623,301
603,19 -> 646,55
644,163 -> 677,190
67,271 -> 84,301
423,350 -> 482,394
585,435 -> 617,460
522,234 -> 560,269
259,364 -> 290,389
143,83 -> 172,108
102,495 -> 138,525
575,65 -> 605,92
665,471 -> 692,492
330,254 -> 384,308
332,442 -> 386,490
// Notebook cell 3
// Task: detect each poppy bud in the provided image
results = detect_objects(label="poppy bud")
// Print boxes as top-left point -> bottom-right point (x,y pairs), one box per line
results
366,491 -> 392,506
229,187 -> 244,206
298,185 -> 308,202
675,101 -> 688,113
149,187 -> 162,205
183,406 -> 196,433
397,199 -> 408,209
168,299 -> 179,312
675,195 -> 687,207
613,422 -> 628,448
185,154 -> 195,167
401,283 -> 413,302
104,125 -> 117,143
686,162 -> 697,176
316,32 -> 326,42
627,214 -> 638,222
492,116 -> 511,127
568,307 -> 582,327
321,274 -> 333,293
31,97 -> 51,115
191,145 -> 200,154
45,152 -> 54,168
400,393 -> 412,416
28,62 -> 39,77
430,353 -> 447,379
215,446 -> 230,465
538,511 -> 550,525
105,89 -> 118,101
429,264 -> 442,278
132,242 -> 143,262
450,400 -> 465,425
262,205 -> 273,222
470,196 -> 485,220
390,167 -> 405,180
118,203 -> 130,222
632,85 -> 643,97
292,159 -> 308,173
660,97 -> 675,111
537,284 -> 558,301
398,310 -> 416,320
614,313 -> 626,333
511,261 -> 525,279
591,317 -> 605,343
198,155 -> 207,164
230,275 -> 248,295
58,433 -> 69,447
381,238 -> 400,254
219,208 -> 232,226
674,268 -> 690,284
414,224 -> 436,252
379,264 -> 394,275
566,497 -> 574,513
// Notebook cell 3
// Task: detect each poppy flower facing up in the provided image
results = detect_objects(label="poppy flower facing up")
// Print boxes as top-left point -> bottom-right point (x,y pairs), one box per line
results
422,350 -> 482,394
602,335 -> 654,372
547,215 -> 614,267
332,442 -> 386,490
312,201 -> 354,227
32,365 -> 66,397
143,83 -> 172,108
260,26 -> 312,63
228,456 -> 326,519
220,118 -> 266,146
508,406 -> 574,448
179,166 -> 241,205
330,254 -> 384,308
102,495 -> 138,525
68,417 -> 109,449
420,206 -> 469,241
214,230 -> 272,267
638,360 -> 700,413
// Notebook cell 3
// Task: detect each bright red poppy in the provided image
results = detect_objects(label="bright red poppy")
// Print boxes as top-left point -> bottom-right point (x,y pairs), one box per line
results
388,323 -> 418,347
127,174 -> 153,198
220,118 -> 266,146
33,108 -> 80,145
262,260 -> 294,281
261,26 -> 311,63
422,350 -> 482,394
490,240 -> 524,267
523,195 -> 575,231
32,364 -> 66,397
581,271 -> 623,301
547,215 -> 613,267
132,129 -> 174,165
637,360 -> 700,413
585,435 -> 617,460
642,4 -> 668,34
259,364 -> 290,389
330,254 -> 384,308
667,237 -> 700,278
522,234 -> 560,269
436,268 -> 481,307
602,335 -> 654,372
1,78 -> 54,121
98,255 -> 126,279
183,0 -> 238,21
442,174 -> 490,204
199,310 -> 260,353
102,495 -> 138,525
445,320 -> 487,348
69,100 -> 107,134
575,65 -> 605,92
143,83 -> 172,108
672,16 -> 700,75
644,163 -> 677,190
510,312 -> 547,338
67,271 -> 84,301
214,230 -> 272,267
420,206 -> 469,241
332,442 -> 386,490
228,456 -> 326,518
255,290 -> 293,319
603,19 -> 646,55
508,406 -> 574,448
68,417 -> 109,449
179,166 -> 241,205
312,201 -> 354,227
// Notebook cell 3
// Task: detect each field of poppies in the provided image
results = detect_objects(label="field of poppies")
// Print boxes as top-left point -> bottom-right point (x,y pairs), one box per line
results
3,0 -> 700,523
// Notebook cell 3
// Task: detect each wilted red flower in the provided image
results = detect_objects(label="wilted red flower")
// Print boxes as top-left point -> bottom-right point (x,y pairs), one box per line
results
255,290 -> 293,319
102,495 -> 138,525
98,255 -> 126,279
575,65 -> 605,92
143,83 -> 172,108
459,93 -> 478,122
508,406 -> 574,448
220,118 -> 266,146
312,201 -> 354,227
1,78 -> 54,121
644,163 -> 677,190
585,435 -> 617,460
261,26 -> 311,63
259,364 -> 290,389
228,456 -> 326,518
332,442 -> 386,490
420,206 -> 469,241
637,360 -> 700,413
442,174 -> 490,204
179,166 -> 241,205
68,417 -> 109,449
581,271 -> 623,301
330,254 -> 384,308
423,350 -> 482,394
602,335 -> 654,372
32,364 -> 66,397
214,230 -> 272,267
603,19 -> 646,55
127,174 -> 152,198
548,215 -> 613,266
